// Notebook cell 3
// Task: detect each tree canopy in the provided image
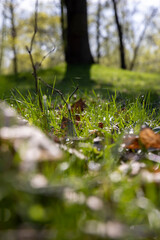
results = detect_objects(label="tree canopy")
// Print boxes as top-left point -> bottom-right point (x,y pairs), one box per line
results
0,0 -> 159,73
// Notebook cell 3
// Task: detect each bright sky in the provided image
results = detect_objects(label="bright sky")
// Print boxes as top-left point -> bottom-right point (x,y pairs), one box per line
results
1,0 -> 160,15
0,0 -> 160,27
18,0 -> 160,12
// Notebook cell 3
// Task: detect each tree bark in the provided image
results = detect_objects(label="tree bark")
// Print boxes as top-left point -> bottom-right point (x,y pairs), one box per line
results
0,7 -> 6,73
9,0 -> 18,75
63,0 -> 94,64
96,0 -> 101,63
60,0 -> 67,58
112,0 -> 126,69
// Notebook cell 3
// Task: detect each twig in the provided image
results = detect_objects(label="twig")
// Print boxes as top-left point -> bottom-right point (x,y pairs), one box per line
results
39,77 -> 69,108
39,77 -> 78,105
25,0 -> 55,112
25,0 -> 43,111
69,86 -> 79,101
39,46 -> 56,68
39,77 -> 63,95
30,0 -> 38,53
39,77 -> 78,136
26,45 -> 43,111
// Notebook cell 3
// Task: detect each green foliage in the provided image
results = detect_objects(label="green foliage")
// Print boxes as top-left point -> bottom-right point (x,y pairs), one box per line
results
2,10 -> 63,73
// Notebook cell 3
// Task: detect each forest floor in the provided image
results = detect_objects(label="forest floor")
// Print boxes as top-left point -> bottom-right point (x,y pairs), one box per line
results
1,64 -> 160,240
1,63 -> 160,99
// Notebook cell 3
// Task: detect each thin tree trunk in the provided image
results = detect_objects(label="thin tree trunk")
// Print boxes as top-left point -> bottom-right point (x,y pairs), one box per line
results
112,0 -> 126,69
0,8 -> 6,73
9,0 -> 18,75
129,8 -> 157,70
96,0 -> 101,63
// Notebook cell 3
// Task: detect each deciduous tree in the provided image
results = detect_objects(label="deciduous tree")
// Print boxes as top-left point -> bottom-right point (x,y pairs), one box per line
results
63,0 -> 94,64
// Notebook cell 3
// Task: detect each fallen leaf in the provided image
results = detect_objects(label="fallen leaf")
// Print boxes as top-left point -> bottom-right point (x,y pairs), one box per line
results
98,122 -> 104,129
71,98 -> 86,113
139,127 -> 160,149
75,114 -> 81,121
74,114 -> 81,128
123,127 -> 160,150
123,134 -> 140,149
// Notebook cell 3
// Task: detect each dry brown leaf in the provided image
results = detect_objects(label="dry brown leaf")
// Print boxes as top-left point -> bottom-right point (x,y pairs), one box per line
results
124,127 -> 160,150
123,134 -> 140,150
98,122 -> 104,129
71,98 -> 86,113
139,127 -> 160,149
75,114 -> 81,121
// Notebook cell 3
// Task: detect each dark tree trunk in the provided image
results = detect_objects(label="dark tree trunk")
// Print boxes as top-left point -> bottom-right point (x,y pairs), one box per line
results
63,0 -> 94,64
9,0 -> 18,75
60,0 -> 67,58
112,0 -> 126,69
96,0 -> 101,63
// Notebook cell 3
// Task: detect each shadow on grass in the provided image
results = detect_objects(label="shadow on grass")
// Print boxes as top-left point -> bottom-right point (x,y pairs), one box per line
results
0,72 -> 35,100
55,64 -> 114,97
1,64 -> 160,108
53,64 -> 160,107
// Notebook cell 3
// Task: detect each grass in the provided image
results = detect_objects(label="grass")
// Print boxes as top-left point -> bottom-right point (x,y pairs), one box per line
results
1,63 -> 160,101
1,64 -> 160,239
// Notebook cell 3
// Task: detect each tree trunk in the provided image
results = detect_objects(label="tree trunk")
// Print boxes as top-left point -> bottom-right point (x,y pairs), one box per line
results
63,0 -> 94,64
129,8 -> 157,70
96,0 -> 101,63
9,0 -> 18,75
60,0 -> 67,58
111,0 -> 126,69
0,7 -> 6,73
